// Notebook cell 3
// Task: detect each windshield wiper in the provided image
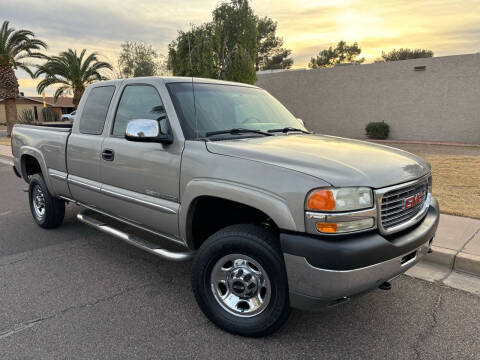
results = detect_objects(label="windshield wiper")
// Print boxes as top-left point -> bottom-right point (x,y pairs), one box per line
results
205,128 -> 273,137
268,127 -> 311,134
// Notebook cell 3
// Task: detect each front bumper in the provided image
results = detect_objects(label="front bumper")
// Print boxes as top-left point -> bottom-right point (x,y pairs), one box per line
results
281,197 -> 439,311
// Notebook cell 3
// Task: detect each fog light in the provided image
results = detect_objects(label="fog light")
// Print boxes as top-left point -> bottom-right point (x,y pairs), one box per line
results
316,218 -> 374,234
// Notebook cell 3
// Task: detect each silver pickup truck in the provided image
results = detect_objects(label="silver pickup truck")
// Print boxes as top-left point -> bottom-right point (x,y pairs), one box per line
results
11,77 -> 439,337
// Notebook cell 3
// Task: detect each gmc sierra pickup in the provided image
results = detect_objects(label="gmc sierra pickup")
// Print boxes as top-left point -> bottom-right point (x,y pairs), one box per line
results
11,77 -> 439,337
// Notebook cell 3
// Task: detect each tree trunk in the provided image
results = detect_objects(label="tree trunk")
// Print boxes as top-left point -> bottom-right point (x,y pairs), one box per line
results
72,88 -> 84,108
0,65 -> 20,137
4,98 -> 17,136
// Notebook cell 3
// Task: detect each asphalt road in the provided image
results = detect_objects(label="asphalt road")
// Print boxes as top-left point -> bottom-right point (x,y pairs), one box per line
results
0,162 -> 479,360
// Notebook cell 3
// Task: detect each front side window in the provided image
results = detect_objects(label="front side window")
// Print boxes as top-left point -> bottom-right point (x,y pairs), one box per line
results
112,85 -> 167,137
79,86 -> 115,135
167,82 -> 305,139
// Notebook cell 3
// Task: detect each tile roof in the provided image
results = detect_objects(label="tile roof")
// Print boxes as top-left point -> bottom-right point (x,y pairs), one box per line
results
25,97 -> 74,108
0,96 -> 74,108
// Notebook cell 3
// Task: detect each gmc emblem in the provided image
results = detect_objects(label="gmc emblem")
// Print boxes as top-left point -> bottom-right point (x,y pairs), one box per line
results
404,192 -> 423,210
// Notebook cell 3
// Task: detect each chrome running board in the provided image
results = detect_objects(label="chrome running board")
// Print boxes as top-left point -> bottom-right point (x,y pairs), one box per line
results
77,211 -> 195,262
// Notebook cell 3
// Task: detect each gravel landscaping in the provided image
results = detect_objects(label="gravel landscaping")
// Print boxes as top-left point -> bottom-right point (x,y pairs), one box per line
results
374,142 -> 480,219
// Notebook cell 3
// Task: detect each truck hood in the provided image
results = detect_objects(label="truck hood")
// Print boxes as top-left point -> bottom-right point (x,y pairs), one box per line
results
206,134 -> 430,188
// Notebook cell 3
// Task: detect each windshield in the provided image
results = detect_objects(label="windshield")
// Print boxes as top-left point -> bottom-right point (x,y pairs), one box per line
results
167,82 -> 306,139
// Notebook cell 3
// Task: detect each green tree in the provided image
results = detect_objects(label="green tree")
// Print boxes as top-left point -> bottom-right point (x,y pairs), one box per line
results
35,49 -> 113,107
381,48 -> 434,61
212,0 -> 257,83
256,17 -> 293,71
118,41 -> 167,78
168,0 -> 258,84
168,23 -> 218,79
309,41 -> 364,68
0,20 -> 47,136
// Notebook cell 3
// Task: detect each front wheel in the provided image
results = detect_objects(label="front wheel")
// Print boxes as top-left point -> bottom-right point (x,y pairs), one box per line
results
28,174 -> 65,229
192,224 -> 291,337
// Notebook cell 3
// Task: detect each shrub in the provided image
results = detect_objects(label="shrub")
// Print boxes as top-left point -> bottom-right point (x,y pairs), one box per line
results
42,107 -> 59,122
18,109 -> 35,124
365,121 -> 390,139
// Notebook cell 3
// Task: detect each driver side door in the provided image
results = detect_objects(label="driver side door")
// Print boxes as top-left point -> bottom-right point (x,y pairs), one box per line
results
99,80 -> 183,239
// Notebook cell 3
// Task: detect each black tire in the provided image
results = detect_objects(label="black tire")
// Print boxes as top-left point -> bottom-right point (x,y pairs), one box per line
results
192,224 -> 291,337
28,174 -> 65,229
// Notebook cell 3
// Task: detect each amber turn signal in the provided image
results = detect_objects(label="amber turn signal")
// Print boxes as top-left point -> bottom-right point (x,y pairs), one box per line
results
307,189 -> 335,211
316,222 -> 338,233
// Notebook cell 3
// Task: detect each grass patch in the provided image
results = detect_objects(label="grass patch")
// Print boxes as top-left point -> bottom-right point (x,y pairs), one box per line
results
378,142 -> 480,219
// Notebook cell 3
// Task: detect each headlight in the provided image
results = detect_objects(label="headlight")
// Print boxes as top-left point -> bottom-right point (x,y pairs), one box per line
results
307,187 -> 373,212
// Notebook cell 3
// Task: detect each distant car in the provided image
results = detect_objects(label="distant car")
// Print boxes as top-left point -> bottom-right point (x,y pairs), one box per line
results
61,110 -> 76,121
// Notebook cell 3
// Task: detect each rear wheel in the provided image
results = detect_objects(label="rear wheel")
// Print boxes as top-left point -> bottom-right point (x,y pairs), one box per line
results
28,174 -> 65,228
192,224 -> 291,337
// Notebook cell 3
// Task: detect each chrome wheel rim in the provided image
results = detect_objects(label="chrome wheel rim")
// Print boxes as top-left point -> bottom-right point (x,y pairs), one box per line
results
32,185 -> 46,219
210,254 -> 271,317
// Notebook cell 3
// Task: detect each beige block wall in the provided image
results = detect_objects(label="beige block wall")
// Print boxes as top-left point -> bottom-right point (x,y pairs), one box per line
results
0,103 -> 48,123
0,104 -> 5,124
256,53 -> 480,144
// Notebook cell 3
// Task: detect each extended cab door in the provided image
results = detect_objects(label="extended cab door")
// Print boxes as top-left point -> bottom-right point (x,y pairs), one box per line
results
67,84 -> 118,208
99,79 -> 183,238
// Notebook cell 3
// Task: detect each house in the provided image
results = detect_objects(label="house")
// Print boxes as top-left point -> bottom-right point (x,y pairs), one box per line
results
0,96 -> 75,124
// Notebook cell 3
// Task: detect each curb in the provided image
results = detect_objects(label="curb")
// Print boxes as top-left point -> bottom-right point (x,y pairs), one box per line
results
0,153 -> 13,165
455,252 -> 480,277
426,246 -> 456,268
422,246 -> 480,279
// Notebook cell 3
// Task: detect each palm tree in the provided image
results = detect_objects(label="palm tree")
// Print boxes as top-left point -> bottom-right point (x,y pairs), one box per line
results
0,21 -> 47,136
36,49 -> 113,108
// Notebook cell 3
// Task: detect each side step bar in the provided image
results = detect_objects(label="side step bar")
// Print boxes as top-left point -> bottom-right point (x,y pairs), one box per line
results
77,211 -> 195,262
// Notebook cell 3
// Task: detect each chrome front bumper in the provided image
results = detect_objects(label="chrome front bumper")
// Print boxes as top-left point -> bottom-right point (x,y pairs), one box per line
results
281,198 -> 439,310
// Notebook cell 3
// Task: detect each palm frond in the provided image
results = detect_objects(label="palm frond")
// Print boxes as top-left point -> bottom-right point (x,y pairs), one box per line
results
35,48 -> 112,96
53,85 -> 70,102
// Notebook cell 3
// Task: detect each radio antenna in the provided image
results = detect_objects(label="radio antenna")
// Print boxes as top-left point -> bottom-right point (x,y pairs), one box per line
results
187,27 -> 198,139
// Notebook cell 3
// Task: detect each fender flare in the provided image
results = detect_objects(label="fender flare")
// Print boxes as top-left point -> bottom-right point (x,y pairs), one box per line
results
179,178 -> 298,244
19,146 -> 57,196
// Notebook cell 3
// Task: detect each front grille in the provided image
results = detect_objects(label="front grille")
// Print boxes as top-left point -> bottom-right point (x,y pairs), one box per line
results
380,178 -> 429,231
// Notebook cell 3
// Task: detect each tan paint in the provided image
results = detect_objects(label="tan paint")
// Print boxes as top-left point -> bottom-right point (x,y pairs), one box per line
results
256,53 -> 480,145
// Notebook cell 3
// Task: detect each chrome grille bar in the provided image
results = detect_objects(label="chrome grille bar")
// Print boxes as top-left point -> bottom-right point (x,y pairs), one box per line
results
375,175 -> 431,235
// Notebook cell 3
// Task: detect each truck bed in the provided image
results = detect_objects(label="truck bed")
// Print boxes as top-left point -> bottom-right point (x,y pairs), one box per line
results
11,124 -> 71,176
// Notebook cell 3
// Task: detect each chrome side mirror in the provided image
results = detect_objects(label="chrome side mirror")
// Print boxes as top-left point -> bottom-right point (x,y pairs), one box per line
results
125,119 -> 173,144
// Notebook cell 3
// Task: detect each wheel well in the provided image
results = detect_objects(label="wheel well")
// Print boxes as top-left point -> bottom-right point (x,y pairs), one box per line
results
187,196 -> 278,249
21,155 -> 42,180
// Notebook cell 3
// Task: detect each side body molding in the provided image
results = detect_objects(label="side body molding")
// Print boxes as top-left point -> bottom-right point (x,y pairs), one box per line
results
179,178 -> 297,245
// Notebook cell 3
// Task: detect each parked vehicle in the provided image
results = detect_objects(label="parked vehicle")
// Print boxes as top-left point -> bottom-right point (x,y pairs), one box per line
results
61,110 -> 76,121
11,77 -> 439,337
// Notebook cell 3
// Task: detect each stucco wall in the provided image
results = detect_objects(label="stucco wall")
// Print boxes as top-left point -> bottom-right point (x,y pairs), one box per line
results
256,53 -> 480,144
0,104 -> 5,124
0,101 -> 57,123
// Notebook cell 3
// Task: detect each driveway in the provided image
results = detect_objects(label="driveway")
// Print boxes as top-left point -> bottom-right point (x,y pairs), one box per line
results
0,162 -> 479,359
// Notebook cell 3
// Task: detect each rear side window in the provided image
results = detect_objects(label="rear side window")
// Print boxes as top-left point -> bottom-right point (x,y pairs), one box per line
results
79,86 -> 115,135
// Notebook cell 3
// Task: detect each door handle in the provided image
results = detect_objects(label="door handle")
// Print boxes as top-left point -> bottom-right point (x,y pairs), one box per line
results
102,149 -> 115,161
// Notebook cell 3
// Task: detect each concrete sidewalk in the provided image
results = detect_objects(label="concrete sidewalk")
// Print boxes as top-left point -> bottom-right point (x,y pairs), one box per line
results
0,144 -> 12,159
407,214 -> 480,296
424,214 -> 480,276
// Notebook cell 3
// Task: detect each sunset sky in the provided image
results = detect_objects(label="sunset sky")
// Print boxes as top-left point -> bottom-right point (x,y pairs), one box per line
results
3,0 -> 480,95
